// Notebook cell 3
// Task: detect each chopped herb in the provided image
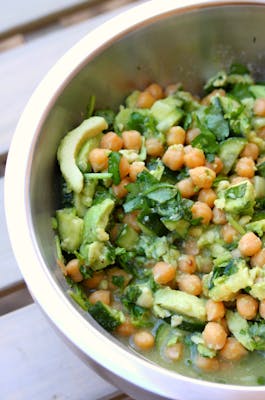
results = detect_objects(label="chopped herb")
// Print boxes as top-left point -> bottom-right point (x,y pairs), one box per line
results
108,151 -> 121,185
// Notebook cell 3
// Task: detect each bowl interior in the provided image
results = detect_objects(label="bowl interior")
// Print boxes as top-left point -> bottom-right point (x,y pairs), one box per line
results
13,1 -> 265,397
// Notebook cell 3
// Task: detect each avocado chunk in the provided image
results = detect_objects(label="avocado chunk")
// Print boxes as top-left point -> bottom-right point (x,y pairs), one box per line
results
155,322 -> 183,352
161,218 -> 189,238
83,198 -> 114,243
56,208 -> 84,252
249,85 -> 265,99
218,137 -> 247,174
74,178 -> 97,217
203,258 -> 254,302
154,287 -> 206,321
57,116 -> 108,193
89,301 -> 125,332
150,97 -> 183,132
246,219 -> 265,237
226,311 -> 256,351
82,241 -> 115,270
116,224 -> 139,250
215,180 -> 255,216
249,268 -> 265,300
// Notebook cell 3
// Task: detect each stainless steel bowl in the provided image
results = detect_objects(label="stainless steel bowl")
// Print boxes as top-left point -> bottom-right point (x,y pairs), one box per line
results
5,1 -> 265,399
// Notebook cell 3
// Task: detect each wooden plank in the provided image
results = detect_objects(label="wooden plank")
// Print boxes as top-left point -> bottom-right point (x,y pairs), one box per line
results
0,0 -> 144,156
0,303 -> 122,400
0,285 -> 33,316
0,177 -> 23,292
0,0 -> 95,37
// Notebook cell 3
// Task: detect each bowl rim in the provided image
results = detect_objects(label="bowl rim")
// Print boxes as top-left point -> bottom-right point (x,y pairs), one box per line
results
5,0 -> 265,397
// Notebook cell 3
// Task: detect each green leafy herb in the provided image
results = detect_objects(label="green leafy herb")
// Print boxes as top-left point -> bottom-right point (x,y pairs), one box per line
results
108,151 -> 121,185
225,182 -> 247,200
94,109 -> 115,129
127,111 -> 157,138
229,63 -> 250,75
204,97 -> 229,141
79,265 -> 93,279
208,259 -> 238,290
257,376 -> 265,385
257,161 -> 265,177
87,95 -> 96,118
112,275 -> 125,288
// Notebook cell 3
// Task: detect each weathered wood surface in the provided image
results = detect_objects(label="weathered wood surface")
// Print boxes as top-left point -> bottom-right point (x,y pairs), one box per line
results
0,304 -> 123,400
1,0 -> 97,36
0,1 -> 145,399
0,0 -> 143,155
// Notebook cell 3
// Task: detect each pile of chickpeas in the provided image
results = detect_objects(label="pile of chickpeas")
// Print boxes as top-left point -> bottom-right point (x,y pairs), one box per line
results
63,82 -> 265,372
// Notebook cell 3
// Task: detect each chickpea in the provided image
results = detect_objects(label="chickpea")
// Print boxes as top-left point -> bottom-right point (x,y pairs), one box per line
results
206,299 -> 225,322
178,254 -> 196,274
205,156 -> 224,175
122,130 -> 142,151
167,126 -> 186,146
250,248 -> 265,268
202,322 -> 227,350
100,131 -> 123,151
238,232 -> 262,256
146,138 -> 164,157
165,343 -> 183,361
230,176 -> 249,185
109,223 -> 121,242
129,161 -> 145,182
115,317 -> 136,337
123,211 -> 141,232
88,290 -> 111,305
65,259 -> 83,282
254,98 -> 265,117
220,337 -> 248,361
145,83 -> 164,100
236,294 -> 258,320
220,317 -> 230,335
136,91 -> 156,108
201,89 -> 226,106
212,207 -> 227,225
221,224 -> 238,243
165,83 -> 181,96
177,178 -> 196,198
241,143 -> 259,160
88,148 -> 109,172
182,237 -> 199,255
186,128 -> 200,144
119,155 -> 130,179
259,299 -> 265,319
189,166 -> 216,189
133,330 -> 155,351
112,178 -> 131,199
178,274 -> 202,296
258,127 -> 265,139
83,271 -> 105,289
191,201 -> 212,224
198,188 -> 217,208
162,145 -> 184,171
184,146 -> 206,168
152,261 -> 176,285
235,157 -> 255,178
195,355 -> 219,372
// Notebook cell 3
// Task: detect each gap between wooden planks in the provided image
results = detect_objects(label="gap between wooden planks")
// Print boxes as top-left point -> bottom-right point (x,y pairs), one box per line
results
0,303 -> 133,400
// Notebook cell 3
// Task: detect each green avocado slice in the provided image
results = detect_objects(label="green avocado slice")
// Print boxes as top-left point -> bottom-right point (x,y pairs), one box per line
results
57,116 -> 108,193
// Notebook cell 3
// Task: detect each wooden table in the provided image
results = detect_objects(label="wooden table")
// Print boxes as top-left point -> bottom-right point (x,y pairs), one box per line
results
0,1 -> 145,398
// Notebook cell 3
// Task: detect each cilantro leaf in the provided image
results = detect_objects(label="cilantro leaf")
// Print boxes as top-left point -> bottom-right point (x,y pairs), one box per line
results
127,111 -> 158,138
204,97 -> 230,141
108,151 -> 121,185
